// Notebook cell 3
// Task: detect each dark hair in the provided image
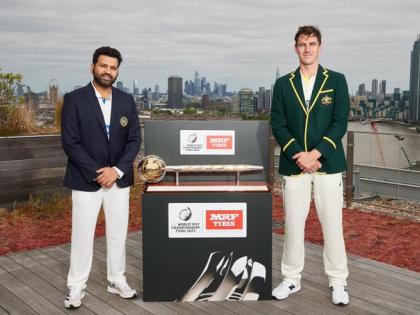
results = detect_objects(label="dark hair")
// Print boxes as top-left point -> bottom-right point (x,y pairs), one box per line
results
294,25 -> 322,46
92,46 -> 123,66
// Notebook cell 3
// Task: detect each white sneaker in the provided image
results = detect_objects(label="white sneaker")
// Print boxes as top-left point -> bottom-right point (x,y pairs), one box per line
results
64,286 -> 85,309
331,285 -> 349,306
107,281 -> 137,299
272,280 -> 301,300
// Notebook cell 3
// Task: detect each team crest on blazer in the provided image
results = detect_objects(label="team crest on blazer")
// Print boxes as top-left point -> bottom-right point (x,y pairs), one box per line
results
120,116 -> 128,127
321,95 -> 333,105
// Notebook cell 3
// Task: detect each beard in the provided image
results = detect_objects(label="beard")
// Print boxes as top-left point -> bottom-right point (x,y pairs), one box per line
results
93,72 -> 117,88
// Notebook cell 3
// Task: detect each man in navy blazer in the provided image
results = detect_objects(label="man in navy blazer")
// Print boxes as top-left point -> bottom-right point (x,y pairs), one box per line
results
61,46 -> 140,309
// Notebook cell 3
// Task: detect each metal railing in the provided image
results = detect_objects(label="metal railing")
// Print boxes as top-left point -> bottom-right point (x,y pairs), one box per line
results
272,130 -> 420,205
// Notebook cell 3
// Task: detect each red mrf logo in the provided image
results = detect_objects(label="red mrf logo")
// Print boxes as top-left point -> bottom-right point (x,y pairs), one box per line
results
206,210 -> 243,230
206,135 -> 232,150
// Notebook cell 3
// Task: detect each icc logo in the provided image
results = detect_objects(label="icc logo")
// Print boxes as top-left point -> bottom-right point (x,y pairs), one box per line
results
187,133 -> 198,143
179,207 -> 192,221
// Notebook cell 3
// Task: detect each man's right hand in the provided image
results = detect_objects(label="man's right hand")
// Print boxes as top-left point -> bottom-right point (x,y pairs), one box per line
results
96,167 -> 118,188
293,151 -> 322,173
302,160 -> 322,173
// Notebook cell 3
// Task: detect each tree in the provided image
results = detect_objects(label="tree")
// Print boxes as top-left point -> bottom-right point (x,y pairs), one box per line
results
0,68 -> 29,135
183,107 -> 197,115
0,67 -> 23,105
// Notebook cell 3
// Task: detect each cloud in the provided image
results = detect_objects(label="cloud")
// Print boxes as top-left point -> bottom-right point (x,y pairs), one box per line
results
0,0 -> 418,93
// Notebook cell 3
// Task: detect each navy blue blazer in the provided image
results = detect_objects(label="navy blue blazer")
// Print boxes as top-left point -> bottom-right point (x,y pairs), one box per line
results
61,83 -> 141,191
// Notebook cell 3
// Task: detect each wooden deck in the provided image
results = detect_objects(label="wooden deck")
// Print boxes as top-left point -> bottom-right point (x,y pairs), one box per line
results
1,232 -> 419,314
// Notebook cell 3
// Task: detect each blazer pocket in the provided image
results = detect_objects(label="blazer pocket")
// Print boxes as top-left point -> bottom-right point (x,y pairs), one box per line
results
319,89 -> 334,94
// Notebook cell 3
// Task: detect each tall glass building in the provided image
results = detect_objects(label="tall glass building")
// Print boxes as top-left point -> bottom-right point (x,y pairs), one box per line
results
168,75 -> 183,108
239,88 -> 254,115
409,34 -> 420,122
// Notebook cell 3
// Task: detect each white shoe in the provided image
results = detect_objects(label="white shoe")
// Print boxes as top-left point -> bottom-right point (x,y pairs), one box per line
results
64,286 -> 85,309
272,280 -> 301,300
107,281 -> 137,299
331,285 -> 349,306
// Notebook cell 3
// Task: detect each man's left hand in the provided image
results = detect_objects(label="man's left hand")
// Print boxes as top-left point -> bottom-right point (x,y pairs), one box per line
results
293,149 -> 322,173
96,167 -> 118,188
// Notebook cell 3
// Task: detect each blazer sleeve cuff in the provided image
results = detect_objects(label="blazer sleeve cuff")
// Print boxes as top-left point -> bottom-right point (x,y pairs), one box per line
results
113,166 -> 124,179
315,137 -> 336,160
283,140 -> 304,161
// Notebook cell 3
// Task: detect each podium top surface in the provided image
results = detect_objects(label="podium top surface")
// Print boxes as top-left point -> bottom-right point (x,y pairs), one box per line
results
145,181 -> 269,192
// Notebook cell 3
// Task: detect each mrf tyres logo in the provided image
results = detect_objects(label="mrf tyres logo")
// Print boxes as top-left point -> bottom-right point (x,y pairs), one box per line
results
206,210 -> 243,230
206,135 -> 232,150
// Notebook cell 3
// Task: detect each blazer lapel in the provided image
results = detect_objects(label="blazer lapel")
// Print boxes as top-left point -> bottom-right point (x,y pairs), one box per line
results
289,68 -> 307,115
308,65 -> 329,113
85,83 -> 108,138
109,87 -> 120,140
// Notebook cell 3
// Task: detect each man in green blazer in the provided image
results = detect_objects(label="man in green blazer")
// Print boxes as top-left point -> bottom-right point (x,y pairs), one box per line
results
271,25 -> 350,306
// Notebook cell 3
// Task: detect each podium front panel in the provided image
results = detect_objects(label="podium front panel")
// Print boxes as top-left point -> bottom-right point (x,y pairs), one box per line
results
142,192 -> 272,302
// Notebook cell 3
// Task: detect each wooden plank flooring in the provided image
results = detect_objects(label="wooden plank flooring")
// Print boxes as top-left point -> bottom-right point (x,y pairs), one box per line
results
1,232 -> 419,314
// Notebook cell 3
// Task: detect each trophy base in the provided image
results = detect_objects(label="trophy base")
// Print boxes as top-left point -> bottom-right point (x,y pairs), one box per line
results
145,181 -> 268,192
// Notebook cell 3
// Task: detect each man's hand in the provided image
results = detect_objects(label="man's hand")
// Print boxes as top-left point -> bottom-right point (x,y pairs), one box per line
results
303,160 -> 322,173
96,167 -> 118,188
293,149 -> 322,173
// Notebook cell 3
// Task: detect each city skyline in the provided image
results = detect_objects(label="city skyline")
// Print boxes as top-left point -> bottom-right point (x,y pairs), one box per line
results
0,0 -> 418,93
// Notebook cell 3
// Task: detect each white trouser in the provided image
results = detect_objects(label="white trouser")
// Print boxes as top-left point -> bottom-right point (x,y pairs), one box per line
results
67,184 -> 130,288
281,173 -> 348,287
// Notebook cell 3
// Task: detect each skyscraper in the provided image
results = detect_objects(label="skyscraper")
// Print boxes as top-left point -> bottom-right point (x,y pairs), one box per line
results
409,34 -> 420,122
258,87 -> 266,111
371,79 -> 378,99
358,83 -> 366,96
239,88 -> 254,115
206,82 -> 211,94
201,77 -> 207,92
133,80 -> 139,95
231,94 -> 240,113
213,82 -> 219,98
168,75 -> 183,108
202,93 -> 209,108
116,81 -> 124,91
379,80 -> 386,98
220,84 -> 227,98
194,71 -> 200,96
264,89 -> 272,110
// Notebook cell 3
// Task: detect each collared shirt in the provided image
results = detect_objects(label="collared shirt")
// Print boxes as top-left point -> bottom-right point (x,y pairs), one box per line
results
91,82 -> 124,179
91,82 -> 112,139
300,70 -> 317,108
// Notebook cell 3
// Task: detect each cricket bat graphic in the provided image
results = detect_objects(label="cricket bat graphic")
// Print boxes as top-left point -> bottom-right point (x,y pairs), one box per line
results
241,261 -> 266,300
226,258 -> 253,301
180,251 -> 230,301
207,256 -> 248,301
195,252 -> 233,301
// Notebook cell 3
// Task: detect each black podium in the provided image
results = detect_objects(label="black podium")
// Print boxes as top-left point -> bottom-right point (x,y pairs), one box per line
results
141,121 -> 272,302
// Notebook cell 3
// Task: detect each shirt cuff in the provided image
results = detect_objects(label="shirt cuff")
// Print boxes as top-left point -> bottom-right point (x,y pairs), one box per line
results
113,166 -> 124,179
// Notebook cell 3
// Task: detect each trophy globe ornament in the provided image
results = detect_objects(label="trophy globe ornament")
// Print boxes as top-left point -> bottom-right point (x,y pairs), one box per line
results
138,155 -> 167,183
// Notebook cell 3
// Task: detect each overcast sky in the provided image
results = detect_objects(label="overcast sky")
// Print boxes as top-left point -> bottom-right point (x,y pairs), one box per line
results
0,0 -> 418,94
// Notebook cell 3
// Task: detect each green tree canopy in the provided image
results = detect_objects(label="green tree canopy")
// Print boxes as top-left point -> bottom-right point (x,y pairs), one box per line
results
0,67 -> 23,105
183,107 -> 197,115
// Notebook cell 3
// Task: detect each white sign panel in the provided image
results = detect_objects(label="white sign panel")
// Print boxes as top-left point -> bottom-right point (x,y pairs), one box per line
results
168,203 -> 247,238
180,130 -> 235,155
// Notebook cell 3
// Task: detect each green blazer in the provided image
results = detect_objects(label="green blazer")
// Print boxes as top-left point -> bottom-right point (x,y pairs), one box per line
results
270,65 -> 350,176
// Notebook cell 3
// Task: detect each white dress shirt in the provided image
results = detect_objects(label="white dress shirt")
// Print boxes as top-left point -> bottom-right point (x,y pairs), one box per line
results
91,82 -> 124,179
300,70 -> 317,108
